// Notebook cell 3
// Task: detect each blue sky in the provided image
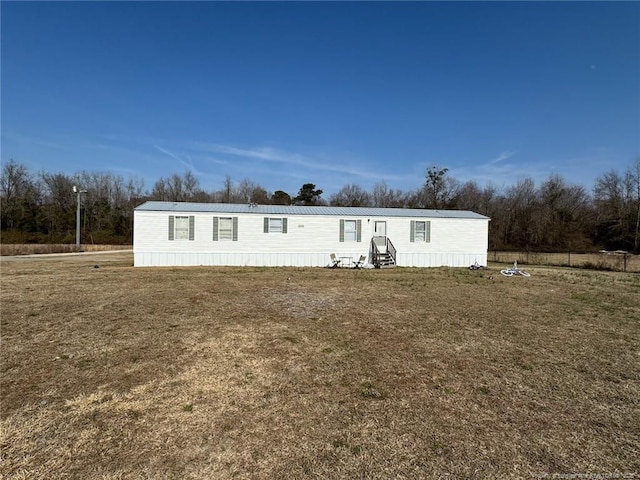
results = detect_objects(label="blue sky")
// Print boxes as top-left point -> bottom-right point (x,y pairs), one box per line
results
2,1 -> 638,197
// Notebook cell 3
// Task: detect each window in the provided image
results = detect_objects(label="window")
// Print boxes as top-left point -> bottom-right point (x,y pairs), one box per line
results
264,217 -> 288,233
213,216 -> 238,241
175,216 -> 190,240
168,215 -> 194,241
339,219 -> 362,242
410,220 -> 431,243
219,217 -> 234,240
344,220 -> 357,242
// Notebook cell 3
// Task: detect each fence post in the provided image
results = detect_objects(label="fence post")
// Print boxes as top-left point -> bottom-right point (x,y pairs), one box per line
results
568,250 -> 571,267
624,253 -> 628,272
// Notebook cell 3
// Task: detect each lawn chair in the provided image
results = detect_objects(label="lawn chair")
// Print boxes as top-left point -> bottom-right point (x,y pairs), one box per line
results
352,255 -> 366,269
329,253 -> 341,269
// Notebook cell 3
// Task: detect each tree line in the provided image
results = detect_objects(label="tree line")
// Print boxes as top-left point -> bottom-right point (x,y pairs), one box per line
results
1,158 -> 639,252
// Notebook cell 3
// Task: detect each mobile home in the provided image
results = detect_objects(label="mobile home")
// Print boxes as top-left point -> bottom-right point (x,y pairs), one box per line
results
133,201 -> 489,268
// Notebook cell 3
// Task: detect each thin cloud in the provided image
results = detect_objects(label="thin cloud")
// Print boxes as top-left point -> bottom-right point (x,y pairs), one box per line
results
2,131 -> 71,151
489,151 -> 516,164
451,152 -> 567,190
191,141 -> 406,182
153,144 -> 193,171
154,144 -> 180,161
194,142 -> 321,170
202,156 -> 229,166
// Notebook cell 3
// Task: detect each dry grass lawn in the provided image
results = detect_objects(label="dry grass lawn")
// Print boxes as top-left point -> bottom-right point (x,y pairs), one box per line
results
1,252 -> 638,479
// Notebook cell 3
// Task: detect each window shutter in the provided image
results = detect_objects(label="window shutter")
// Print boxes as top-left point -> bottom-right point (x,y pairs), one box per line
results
282,218 -> 287,234
356,220 -> 362,242
188,216 -> 195,240
339,219 -> 345,242
425,221 -> 431,243
410,221 -> 415,242
212,217 -> 219,241
168,216 -> 175,241
232,217 -> 238,241
264,217 -> 269,233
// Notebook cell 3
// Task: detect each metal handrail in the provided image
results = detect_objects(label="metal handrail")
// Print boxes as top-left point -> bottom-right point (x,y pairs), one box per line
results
371,238 -> 381,266
370,236 -> 397,267
387,237 -> 397,264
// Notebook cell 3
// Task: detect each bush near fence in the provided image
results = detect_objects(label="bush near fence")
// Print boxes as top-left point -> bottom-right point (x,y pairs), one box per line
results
490,250 -> 639,273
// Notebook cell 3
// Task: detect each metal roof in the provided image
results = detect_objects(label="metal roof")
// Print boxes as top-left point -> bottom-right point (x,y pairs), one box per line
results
135,201 -> 489,219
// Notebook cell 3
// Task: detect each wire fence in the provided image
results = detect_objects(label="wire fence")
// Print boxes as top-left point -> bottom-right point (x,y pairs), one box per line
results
490,250 -> 639,273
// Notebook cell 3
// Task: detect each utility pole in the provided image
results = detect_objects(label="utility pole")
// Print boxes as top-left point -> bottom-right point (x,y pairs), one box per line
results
73,186 -> 87,250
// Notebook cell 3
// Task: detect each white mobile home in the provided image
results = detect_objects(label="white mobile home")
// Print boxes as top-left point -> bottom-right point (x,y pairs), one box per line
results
133,201 -> 490,268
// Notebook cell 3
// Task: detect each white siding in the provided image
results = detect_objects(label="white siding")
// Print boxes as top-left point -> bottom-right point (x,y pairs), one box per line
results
134,210 -> 489,267
392,217 -> 488,267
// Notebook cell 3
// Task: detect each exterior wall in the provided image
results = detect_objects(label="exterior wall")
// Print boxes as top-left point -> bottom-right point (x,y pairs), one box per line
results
133,210 -> 488,267
394,218 -> 488,267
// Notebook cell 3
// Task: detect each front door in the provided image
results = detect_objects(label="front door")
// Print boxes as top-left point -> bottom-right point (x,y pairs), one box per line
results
373,221 -> 387,255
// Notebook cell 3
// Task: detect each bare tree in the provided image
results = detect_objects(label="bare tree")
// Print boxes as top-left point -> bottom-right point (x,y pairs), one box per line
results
39,172 -> 76,240
422,166 -> 459,209
594,170 -> 629,249
329,184 -> 372,207
236,179 -> 270,204
151,177 -> 170,201
183,171 -> 205,200
536,175 -> 593,249
455,181 -> 484,212
503,177 -> 538,249
370,182 -> 407,208
1,160 -> 38,231
151,171 -> 205,202
626,157 -> 640,251
222,176 -> 233,203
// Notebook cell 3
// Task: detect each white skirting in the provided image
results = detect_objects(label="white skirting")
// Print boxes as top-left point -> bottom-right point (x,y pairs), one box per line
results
134,251 -> 487,268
